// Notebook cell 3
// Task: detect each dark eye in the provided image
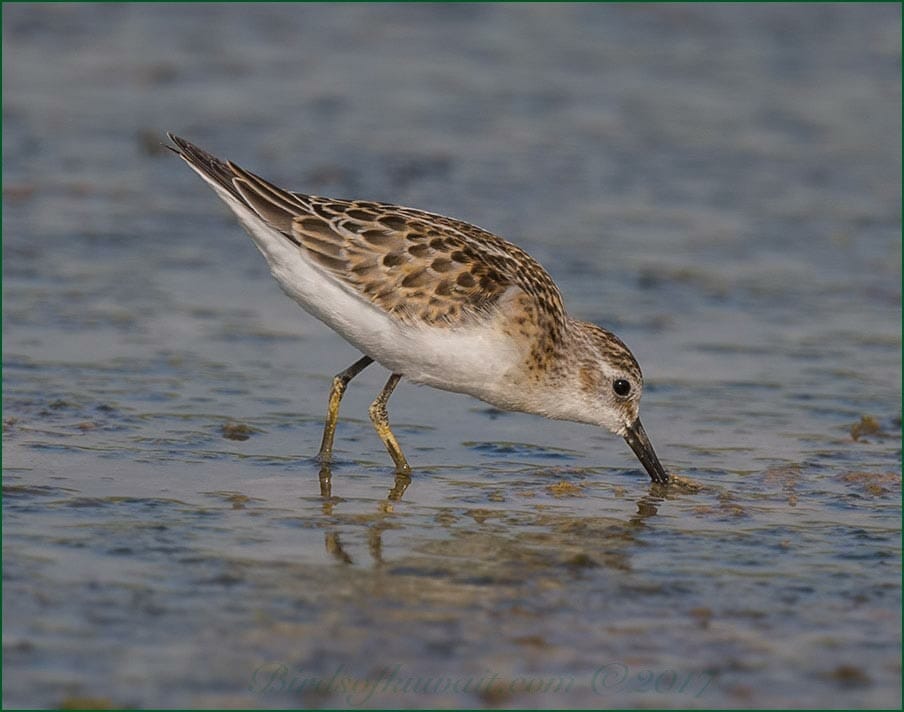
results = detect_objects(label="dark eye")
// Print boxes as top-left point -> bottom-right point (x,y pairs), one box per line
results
613,379 -> 631,397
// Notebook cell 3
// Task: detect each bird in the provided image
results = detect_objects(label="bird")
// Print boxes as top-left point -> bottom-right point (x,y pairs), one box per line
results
168,134 -> 669,485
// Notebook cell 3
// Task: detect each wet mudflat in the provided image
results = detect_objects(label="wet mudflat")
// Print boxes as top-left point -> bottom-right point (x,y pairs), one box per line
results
3,3 -> 901,708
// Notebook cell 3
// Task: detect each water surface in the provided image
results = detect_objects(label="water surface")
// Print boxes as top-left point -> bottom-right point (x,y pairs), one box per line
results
3,3 -> 901,708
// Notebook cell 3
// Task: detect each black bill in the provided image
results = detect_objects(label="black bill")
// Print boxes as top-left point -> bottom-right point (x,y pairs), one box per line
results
623,418 -> 669,484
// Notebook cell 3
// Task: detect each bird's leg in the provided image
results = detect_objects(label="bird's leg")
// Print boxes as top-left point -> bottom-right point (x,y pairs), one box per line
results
388,472 -> 412,501
317,355 -> 374,464
368,373 -> 411,475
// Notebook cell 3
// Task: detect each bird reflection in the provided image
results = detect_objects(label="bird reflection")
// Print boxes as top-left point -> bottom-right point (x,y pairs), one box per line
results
322,518 -> 396,566
630,475 -> 703,526
318,464 -> 411,503
323,531 -> 353,564
631,491 -> 663,525
316,467 -> 696,568
318,463 -> 411,565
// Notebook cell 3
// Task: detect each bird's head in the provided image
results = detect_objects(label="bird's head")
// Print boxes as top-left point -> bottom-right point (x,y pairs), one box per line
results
572,322 -> 670,485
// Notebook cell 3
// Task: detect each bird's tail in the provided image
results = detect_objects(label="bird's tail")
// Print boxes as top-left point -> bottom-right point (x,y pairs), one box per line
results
167,133 -> 245,202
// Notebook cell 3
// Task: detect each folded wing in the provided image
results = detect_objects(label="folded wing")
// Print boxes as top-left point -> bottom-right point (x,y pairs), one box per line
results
168,134 -> 566,336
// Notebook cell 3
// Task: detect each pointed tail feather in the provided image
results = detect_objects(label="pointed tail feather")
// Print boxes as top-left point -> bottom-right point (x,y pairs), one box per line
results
167,133 -> 244,201
168,133 -> 306,236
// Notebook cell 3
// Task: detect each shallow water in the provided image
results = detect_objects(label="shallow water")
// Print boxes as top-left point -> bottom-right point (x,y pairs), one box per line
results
3,3 -> 901,708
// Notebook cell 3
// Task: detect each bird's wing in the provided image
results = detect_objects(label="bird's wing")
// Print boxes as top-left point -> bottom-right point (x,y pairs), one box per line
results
169,134 -> 566,334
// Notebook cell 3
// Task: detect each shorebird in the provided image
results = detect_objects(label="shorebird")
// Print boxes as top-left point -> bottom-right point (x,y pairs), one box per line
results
169,134 -> 669,485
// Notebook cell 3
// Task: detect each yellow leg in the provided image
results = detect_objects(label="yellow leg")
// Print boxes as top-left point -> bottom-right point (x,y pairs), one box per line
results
388,472 -> 412,501
317,355 -> 373,464
368,373 -> 411,475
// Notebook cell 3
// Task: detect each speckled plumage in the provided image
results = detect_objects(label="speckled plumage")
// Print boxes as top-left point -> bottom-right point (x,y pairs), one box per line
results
169,134 -> 669,485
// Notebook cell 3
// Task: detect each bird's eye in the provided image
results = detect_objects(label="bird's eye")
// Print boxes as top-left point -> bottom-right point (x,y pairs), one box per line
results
613,379 -> 632,397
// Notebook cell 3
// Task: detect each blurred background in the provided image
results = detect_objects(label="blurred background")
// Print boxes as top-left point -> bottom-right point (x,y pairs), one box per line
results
3,3 -> 901,708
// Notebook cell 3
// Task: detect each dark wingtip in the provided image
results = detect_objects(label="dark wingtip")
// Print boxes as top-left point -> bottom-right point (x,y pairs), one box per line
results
163,141 -> 181,156
166,132 -> 241,197
167,133 -> 215,163
167,132 -> 191,150
166,132 -> 188,153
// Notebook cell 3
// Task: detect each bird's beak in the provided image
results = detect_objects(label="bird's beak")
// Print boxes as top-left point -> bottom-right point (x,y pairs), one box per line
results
623,418 -> 669,484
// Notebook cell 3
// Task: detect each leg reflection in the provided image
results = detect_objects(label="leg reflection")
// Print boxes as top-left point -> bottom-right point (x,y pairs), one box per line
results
388,472 -> 412,501
317,464 -> 412,503
324,531 -> 353,564
319,464 -> 333,499
317,466 -> 413,567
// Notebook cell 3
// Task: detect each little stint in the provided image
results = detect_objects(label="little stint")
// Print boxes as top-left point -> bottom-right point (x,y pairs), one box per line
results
169,134 -> 670,485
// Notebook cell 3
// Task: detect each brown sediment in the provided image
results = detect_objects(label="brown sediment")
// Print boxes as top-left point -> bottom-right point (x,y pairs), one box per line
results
849,415 -> 883,441
221,422 -> 254,441
838,471 -> 900,496
546,481 -> 584,497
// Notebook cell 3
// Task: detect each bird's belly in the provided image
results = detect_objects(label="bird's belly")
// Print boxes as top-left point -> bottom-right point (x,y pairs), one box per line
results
375,322 -> 524,402
247,221 -> 524,402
